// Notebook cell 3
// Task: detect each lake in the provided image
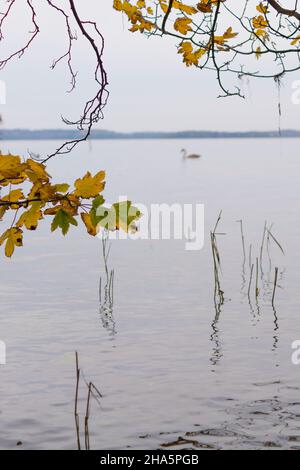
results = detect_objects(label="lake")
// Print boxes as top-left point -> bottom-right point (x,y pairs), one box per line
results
0,138 -> 299,450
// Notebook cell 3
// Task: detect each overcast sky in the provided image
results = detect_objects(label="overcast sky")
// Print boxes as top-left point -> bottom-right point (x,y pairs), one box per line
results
0,0 -> 300,132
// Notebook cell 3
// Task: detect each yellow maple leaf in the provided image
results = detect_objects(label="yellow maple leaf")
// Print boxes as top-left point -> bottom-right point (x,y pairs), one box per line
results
120,0 -> 140,22
0,206 -> 6,221
130,19 -> 154,32
255,46 -> 262,59
81,213 -> 97,236
0,154 -> 26,183
197,1 -> 212,13
256,2 -> 268,14
213,35 -> 225,45
214,27 -> 238,45
1,189 -> 25,208
25,159 -> 50,184
113,0 -> 123,11
174,17 -> 193,35
54,183 -> 70,194
44,194 -> 80,216
28,182 -> 57,201
174,1 -> 197,15
178,41 -> 193,53
159,0 -> 169,14
0,227 -> 23,257
223,27 -> 238,40
178,41 -> 206,66
252,15 -> 268,29
255,28 -> 268,39
74,171 -> 106,198
16,202 -> 43,231
197,0 -> 223,13
291,34 -> 300,46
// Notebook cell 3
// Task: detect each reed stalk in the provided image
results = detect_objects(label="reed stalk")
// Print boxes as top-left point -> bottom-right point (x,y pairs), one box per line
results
272,267 -> 279,306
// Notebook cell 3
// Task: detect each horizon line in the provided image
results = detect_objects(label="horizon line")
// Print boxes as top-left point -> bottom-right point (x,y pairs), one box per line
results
1,128 -> 300,140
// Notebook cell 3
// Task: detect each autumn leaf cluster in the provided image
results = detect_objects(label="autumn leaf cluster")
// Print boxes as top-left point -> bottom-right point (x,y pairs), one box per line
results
113,1 -> 300,95
0,153 -> 140,257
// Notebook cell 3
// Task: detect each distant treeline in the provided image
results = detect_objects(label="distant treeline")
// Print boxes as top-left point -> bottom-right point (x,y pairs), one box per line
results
1,129 -> 300,140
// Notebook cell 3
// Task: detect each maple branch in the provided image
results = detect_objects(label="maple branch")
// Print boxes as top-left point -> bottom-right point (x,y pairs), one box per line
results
47,0 -> 77,92
162,0 -> 174,33
0,0 -> 39,70
0,194 -> 92,208
141,0 -> 300,97
210,1 -> 241,98
0,196 -> 66,208
268,0 -> 300,21
0,0 -> 16,41
0,198 -> 45,208
0,0 -> 109,162
42,0 -> 109,162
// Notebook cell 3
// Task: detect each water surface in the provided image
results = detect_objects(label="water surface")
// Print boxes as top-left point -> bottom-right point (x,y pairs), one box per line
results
0,138 -> 299,450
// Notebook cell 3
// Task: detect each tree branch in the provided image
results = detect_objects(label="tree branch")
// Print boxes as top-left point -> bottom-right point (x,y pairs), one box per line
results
0,0 -> 109,162
268,0 -> 300,21
162,0 -> 174,33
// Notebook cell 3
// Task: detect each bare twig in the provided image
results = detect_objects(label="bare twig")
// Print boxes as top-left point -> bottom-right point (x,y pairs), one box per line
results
255,257 -> 259,298
237,219 -> 246,264
74,351 -> 81,450
74,352 -> 103,451
0,0 -> 109,162
272,267 -> 279,306
248,263 -> 254,299
84,383 -> 92,451
259,221 -> 267,272
267,228 -> 285,255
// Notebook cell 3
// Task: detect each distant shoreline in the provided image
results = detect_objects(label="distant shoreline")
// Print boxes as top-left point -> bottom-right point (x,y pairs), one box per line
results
1,129 -> 300,140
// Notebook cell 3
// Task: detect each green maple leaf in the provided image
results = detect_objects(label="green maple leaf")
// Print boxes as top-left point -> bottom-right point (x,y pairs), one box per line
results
51,209 -> 78,236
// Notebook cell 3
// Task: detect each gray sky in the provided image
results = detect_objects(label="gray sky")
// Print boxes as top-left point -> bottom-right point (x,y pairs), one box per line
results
1,0 -> 300,132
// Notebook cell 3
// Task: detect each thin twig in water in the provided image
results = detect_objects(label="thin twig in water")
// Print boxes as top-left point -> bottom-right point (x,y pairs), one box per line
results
74,351 -> 81,450
74,352 -> 103,450
260,221 -> 267,273
99,230 -> 114,307
249,244 -> 252,271
210,211 -> 225,308
267,229 -> 285,255
255,257 -> 259,298
213,210 -> 223,234
84,382 -> 92,450
248,264 -> 254,299
272,267 -> 279,306
237,219 -> 246,263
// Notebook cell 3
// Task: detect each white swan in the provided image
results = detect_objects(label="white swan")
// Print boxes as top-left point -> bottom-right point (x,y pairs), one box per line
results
181,148 -> 201,159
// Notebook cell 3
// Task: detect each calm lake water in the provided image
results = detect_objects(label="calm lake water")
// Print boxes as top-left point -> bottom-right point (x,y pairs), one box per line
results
0,138 -> 300,450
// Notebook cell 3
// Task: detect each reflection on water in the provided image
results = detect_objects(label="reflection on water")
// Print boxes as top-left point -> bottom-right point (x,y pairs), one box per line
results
99,232 -> 116,337
209,213 -> 285,367
210,306 -> 223,368
99,309 -> 117,337
272,306 -> 279,351
0,138 -> 299,449
156,392 -> 300,450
